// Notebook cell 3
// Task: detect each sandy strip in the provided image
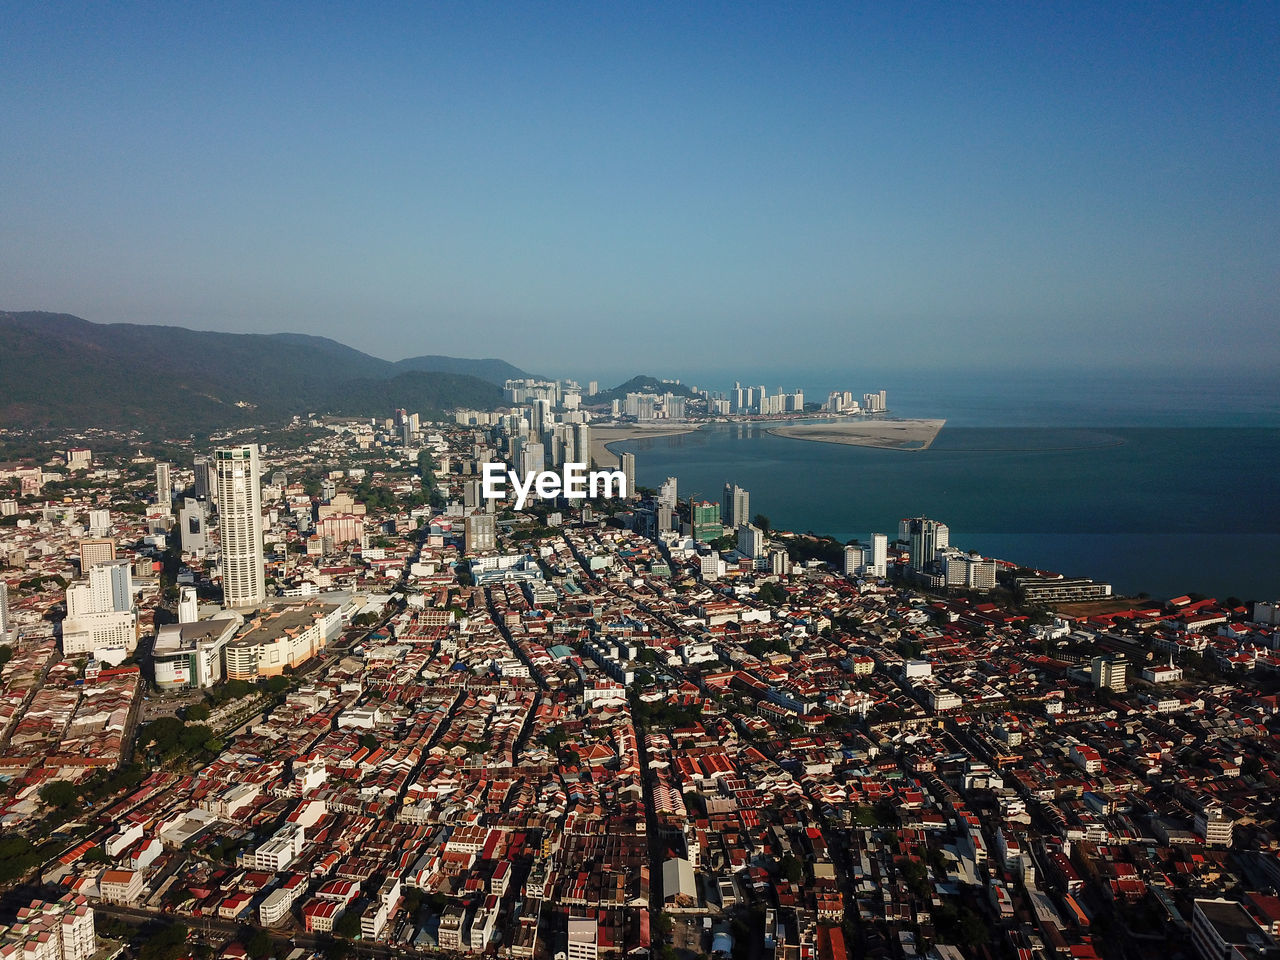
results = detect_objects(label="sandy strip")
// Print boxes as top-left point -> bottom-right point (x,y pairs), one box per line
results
589,424 -> 698,467
768,418 -> 946,451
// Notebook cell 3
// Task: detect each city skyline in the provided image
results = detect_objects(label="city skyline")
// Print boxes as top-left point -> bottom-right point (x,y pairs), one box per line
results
2,2 -> 1277,376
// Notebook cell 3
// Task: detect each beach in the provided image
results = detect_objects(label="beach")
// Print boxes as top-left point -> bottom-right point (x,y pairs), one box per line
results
590,423 -> 698,467
768,418 -> 946,450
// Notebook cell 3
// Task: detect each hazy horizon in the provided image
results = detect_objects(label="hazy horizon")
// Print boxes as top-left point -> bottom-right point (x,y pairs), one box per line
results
3,3 -> 1277,374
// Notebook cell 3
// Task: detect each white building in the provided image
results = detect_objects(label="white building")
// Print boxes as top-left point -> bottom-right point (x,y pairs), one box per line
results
215,445 -> 265,609
1195,805 -> 1233,847
0,895 -> 96,960
868,533 -> 888,578
253,824 -> 306,872
567,916 -> 599,960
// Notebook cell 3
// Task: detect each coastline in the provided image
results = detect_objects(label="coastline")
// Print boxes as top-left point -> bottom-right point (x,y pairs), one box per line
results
767,417 -> 947,451
590,423 -> 698,467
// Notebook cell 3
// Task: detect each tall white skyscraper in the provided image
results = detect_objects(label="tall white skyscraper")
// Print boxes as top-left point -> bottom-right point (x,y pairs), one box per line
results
215,445 -> 266,609
0,581 -> 9,634
155,462 -> 172,509
870,533 -> 888,578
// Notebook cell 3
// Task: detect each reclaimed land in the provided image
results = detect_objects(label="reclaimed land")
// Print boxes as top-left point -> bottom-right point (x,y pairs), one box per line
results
591,423 -> 698,467
768,417 -> 946,451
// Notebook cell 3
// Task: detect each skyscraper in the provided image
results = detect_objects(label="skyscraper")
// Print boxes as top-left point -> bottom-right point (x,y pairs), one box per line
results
722,483 -> 750,528
907,518 -> 948,572
155,462 -> 172,509
659,477 -> 678,509
870,533 -> 888,578
0,581 -> 9,634
620,453 -> 636,499
215,445 -> 266,609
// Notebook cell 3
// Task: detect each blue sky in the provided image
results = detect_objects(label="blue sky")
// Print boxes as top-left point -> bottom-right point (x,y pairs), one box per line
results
2,1 -> 1277,379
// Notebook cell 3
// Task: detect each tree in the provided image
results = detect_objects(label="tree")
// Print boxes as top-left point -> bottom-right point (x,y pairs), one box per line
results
779,852 -> 803,883
185,703 -> 210,722
39,781 -> 80,810
334,909 -> 363,940
359,732 -> 379,750
753,513 -> 771,533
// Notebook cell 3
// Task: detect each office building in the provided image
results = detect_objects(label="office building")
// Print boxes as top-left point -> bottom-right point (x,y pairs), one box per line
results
907,518 -> 949,572
78,538 -> 116,571
0,581 -> 8,635
215,445 -> 266,609
1093,655 -> 1128,692
722,483 -> 750,528
1195,805 -> 1233,847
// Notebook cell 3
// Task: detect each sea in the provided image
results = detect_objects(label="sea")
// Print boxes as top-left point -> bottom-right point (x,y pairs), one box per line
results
607,368 -> 1280,602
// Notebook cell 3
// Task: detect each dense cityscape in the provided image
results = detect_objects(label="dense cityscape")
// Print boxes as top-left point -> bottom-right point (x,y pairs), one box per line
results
2,377 -> 1278,960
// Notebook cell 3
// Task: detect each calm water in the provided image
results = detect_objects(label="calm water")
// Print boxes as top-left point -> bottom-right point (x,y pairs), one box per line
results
612,371 -> 1280,601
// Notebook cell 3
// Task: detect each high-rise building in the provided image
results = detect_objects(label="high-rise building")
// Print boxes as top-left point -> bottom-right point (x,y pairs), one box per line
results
575,423 -> 592,467
869,533 -> 888,578
738,524 -> 765,559
659,477 -> 678,509
78,538 -> 117,571
178,586 -> 199,625
178,499 -> 208,556
193,455 -> 211,501
86,510 -> 111,536
1194,805 -> 1233,847
907,518 -> 948,572
0,581 -> 9,634
465,513 -> 496,553
155,463 -> 172,509
843,544 -> 866,576
520,442 -> 546,478
722,483 -> 750,528
620,453 -> 636,499
1093,655 -> 1127,692
215,445 -> 266,609
691,500 -> 722,542
67,559 -> 134,618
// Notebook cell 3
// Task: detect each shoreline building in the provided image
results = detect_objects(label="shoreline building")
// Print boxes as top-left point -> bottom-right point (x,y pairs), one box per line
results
215,445 -> 266,610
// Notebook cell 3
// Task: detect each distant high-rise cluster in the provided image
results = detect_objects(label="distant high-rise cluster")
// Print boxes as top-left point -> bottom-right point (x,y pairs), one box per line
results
822,388 -> 888,414
725,383 -> 804,416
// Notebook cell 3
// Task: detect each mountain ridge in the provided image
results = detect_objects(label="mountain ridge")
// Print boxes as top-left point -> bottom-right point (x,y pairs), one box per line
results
0,311 -> 525,433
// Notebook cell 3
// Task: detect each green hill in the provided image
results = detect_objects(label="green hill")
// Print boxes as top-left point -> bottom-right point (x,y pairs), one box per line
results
588,375 -> 699,407
0,311 -> 509,433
